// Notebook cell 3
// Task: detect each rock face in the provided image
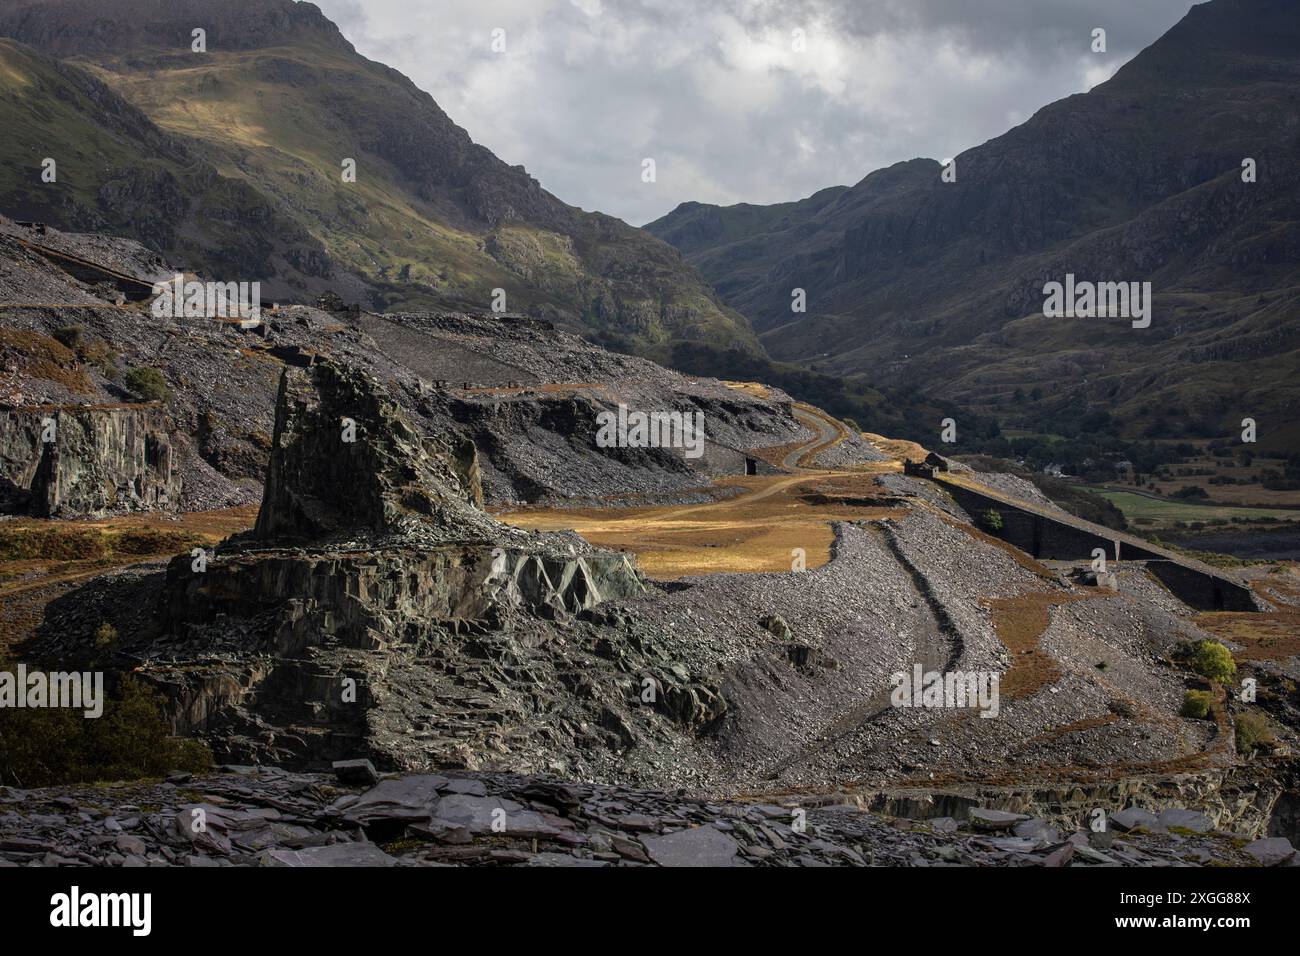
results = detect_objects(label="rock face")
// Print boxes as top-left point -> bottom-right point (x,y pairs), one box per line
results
0,403 -> 178,516
252,361 -> 493,544
141,361 -> 647,769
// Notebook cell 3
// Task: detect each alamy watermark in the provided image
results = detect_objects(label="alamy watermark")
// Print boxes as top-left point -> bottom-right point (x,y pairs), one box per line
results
890,664 -> 1000,718
50,886 -> 150,936
1042,274 -> 1151,329
595,404 -> 705,459
151,274 -> 262,329
0,664 -> 103,718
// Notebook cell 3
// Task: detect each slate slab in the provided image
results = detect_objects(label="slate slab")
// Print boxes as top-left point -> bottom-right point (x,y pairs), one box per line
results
641,826 -> 742,867
263,842 -> 397,867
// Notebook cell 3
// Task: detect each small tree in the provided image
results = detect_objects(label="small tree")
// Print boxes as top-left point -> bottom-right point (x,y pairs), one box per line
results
979,509 -> 1004,532
1192,640 -> 1236,684
1235,712 -> 1276,754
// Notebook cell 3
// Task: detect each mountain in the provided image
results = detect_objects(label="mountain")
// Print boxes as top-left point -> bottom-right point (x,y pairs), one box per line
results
0,0 -> 758,358
647,0 -> 1300,449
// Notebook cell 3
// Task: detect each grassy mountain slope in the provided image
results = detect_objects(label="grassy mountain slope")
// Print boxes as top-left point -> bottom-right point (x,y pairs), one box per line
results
0,0 -> 757,358
646,0 -> 1300,450
0,36 -> 336,296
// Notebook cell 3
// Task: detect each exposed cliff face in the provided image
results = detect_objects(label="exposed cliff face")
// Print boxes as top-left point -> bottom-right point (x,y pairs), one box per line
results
252,362 -> 496,545
0,402 -> 178,516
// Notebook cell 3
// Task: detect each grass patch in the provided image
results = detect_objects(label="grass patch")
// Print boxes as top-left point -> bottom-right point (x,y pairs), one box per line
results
0,328 -> 93,393
1084,488 -> 1300,529
1195,608 -> 1300,663
0,524 -> 202,562
982,591 -> 1096,700
501,473 -> 898,579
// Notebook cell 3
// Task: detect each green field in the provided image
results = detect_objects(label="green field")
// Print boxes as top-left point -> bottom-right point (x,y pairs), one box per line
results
1083,487 -> 1300,528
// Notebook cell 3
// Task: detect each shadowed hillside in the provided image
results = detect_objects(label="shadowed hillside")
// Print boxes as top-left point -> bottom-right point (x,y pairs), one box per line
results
647,0 -> 1300,449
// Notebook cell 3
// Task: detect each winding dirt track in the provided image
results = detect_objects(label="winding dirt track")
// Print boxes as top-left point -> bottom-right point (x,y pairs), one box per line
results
785,404 -> 850,470
499,402 -> 897,579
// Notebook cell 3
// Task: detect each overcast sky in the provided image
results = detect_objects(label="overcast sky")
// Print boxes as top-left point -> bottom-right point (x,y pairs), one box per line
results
312,0 -> 1195,226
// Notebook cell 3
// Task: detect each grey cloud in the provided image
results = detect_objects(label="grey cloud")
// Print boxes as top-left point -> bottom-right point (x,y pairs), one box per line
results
309,0 -> 1196,225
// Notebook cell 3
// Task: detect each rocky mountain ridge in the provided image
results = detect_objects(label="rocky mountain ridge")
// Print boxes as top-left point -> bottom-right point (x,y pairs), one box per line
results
646,0 -> 1300,444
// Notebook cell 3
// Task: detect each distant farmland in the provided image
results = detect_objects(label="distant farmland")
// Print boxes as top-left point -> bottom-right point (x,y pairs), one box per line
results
1084,488 -> 1300,529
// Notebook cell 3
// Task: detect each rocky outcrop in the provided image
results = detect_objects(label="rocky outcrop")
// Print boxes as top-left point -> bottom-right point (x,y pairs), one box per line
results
162,544 -> 644,650
0,402 -> 178,516
252,360 -> 495,544
138,361 -> 648,769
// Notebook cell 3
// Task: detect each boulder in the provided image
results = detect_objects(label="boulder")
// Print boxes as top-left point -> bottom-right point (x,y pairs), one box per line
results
641,826 -> 742,867
1243,837 -> 1295,867
1110,807 -> 1159,832
968,808 -> 1029,831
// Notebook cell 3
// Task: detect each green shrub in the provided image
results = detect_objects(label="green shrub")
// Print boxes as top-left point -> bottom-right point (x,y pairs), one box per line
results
53,325 -> 84,350
81,340 -> 119,376
979,509 -> 1004,532
124,367 -> 172,403
1180,690 -> 1213,719
94,623 -> 118,649
0,677 -> 211,787
1235,711 -> 1276,754
1192,640 -> 1236,684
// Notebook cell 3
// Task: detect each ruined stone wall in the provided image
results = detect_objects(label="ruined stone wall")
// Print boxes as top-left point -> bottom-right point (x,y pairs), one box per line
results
1146,560 -> 1259,612
0,403 -> 178,516
940,480 -> 1259,611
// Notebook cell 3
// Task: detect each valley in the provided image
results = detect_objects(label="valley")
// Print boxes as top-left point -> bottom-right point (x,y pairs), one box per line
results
0,0 -> 1295,878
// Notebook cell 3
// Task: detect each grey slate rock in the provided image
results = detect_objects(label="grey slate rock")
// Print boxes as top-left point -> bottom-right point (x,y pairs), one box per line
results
968,808 -> 1029,831
263,842 -> 398,867
1158,809 -> 1213,834
1110,807 -> 1159,832
332,759 -> 380,786
336,775 -> 446,825
1243,837 -> 1295,867
641,825 -> 742,867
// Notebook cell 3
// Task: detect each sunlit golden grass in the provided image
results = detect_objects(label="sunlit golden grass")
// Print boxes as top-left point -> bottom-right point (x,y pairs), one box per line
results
1195,609 -> 1300,662
722,381 -> 771,399
500,474 -> 901,579
0,506 -> 258,650
982,591 -> 1098,700
862,432 -> 929,463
